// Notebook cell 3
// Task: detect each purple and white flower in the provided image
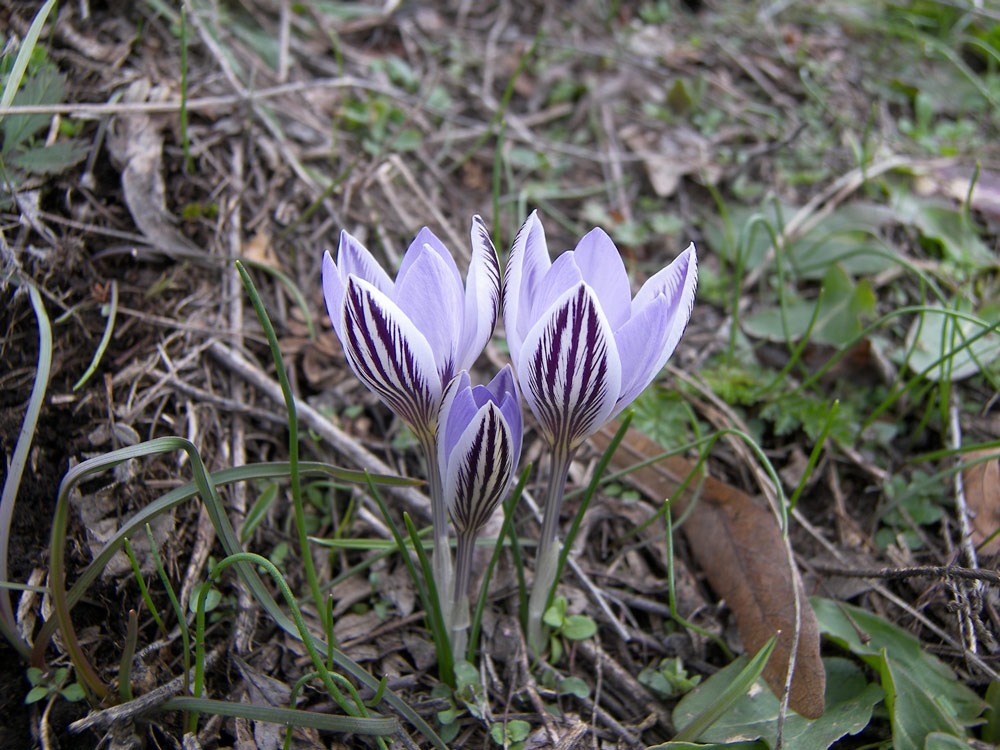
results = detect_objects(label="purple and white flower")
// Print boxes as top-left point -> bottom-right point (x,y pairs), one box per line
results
503,210 -> 698,451
438,366 -> 523,537
503,210 -> 698,653
437,365 -> 522,657
322,217 -> 501,631
322,217 -> 501,439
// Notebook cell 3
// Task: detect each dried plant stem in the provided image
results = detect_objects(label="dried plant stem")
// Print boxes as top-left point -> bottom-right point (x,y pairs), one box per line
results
527,446 -> 574,654
812,563 -> 1000,585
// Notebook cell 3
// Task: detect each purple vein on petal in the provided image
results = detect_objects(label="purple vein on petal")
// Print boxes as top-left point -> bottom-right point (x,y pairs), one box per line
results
460,215 -> 501,368
343,278 -> 439,435
448,404 -> 513,535
521,284 -> 621,449
503,211 -> 551,362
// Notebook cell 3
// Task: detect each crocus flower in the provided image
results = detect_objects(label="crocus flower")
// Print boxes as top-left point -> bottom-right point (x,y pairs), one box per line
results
503,210 -> 697,653
437,365 -> 522,658
438,366 -> 523,539
503,210 -> 698,453
322,217 -> 501,626
322,216 -> 501,441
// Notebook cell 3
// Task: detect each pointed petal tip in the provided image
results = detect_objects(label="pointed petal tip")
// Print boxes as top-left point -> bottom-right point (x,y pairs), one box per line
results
580,225 -> 615,246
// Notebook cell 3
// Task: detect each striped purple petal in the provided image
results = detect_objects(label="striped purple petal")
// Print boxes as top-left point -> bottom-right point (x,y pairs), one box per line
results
485,365 -> 523,456
322,233 -> 394,340
341,277 -> 441,437
518,283 -> 622,450
443,401 -> 516,536
439,372 -> 478,476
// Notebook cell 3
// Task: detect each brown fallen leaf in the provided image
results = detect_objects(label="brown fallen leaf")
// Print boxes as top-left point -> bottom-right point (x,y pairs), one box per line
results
591,422 -> 826,719
963,449 -> 1000,556
106,79 -> 203,260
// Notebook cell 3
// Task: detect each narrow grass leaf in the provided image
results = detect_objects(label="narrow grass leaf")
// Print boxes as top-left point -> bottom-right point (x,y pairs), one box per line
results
163,696 -> 397,734
43,439 -> 445,747
0,0 -> 57,110
72,280 -> 118,390
0,284 -> 50,659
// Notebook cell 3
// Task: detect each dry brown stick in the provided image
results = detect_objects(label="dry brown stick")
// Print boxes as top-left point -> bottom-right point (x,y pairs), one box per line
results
70,647 -> 224,732
226,144 -> 257,656
514,622 -> 561,746
794,507 -> 1000,682
575,639 -> 669,734
949,395 -> 984,657
0,76 -> 396,116
207,341 -> 432,522
812,563 -> 1000,586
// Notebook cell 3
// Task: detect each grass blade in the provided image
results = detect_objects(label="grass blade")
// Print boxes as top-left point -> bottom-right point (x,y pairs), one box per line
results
72,279 -> 118,391
0,284 -> 51,658
0,0 -> 57,110
163,696 -> 397,735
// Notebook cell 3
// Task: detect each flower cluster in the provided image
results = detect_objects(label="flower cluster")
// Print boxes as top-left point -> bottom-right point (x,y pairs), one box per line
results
322,211 -> 697,657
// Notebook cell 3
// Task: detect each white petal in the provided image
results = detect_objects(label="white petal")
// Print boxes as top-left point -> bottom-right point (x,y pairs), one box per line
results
503,211 -> 551,364
517,283 -> 622,450
632,243 -> 698,315
458,215 -> 501,371
397,227 -> 463,292
527,251 -> 583,323
611,295 -> 672,415
322,250 -> 347,340
341,278 -> 442,437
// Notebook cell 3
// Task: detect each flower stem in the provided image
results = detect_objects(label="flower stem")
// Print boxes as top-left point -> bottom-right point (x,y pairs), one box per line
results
418,433 -> 453,629
450,531 -> 475,661
527,444 -> 574,654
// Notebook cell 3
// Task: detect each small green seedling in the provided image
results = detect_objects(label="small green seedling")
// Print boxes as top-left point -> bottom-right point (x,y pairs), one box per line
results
639,656 -> 702,699
542,596 -> 597,663
490,718 -> 530,749
432,660 -> 485,744
25,666 -> 86,705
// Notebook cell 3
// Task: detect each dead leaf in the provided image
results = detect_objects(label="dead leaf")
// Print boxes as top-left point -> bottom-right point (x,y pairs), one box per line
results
378,563 -> 415,618
620,124 -> 722,197
591,422 -> 826,719
106,79 -> 202,259
233,655 -> 290,750
243,229 -> 280,267
963,448 -> 1000,556
914,164 -> 1000,220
